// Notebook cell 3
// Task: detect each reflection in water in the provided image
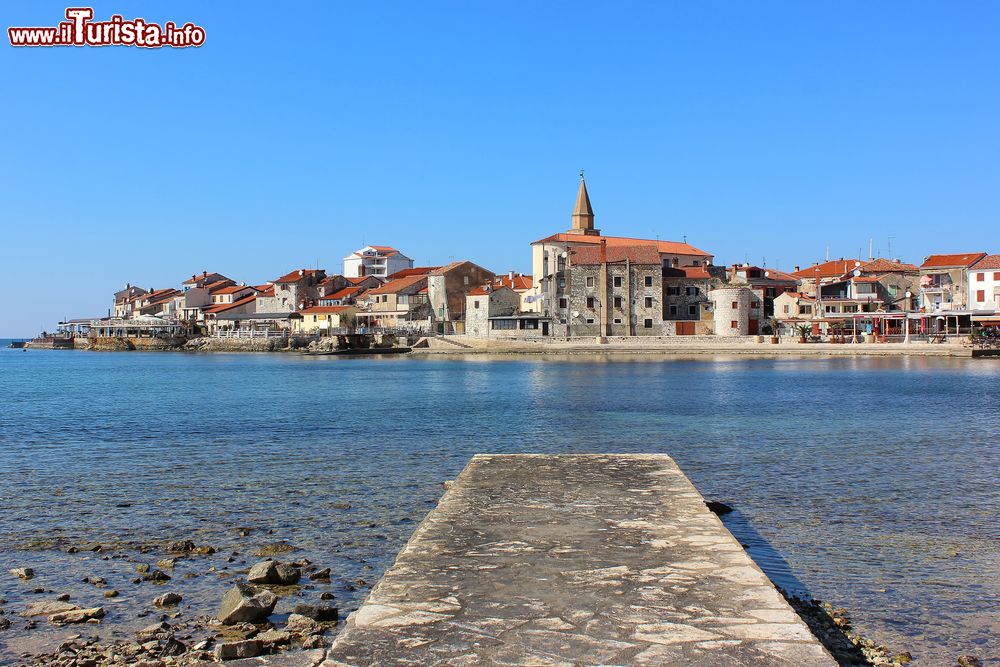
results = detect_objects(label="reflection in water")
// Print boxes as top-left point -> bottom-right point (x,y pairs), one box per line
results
0,350 -> 997,665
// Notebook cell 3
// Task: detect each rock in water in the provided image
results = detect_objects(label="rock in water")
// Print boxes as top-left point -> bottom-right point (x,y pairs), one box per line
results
152,593 -> 182,608
284,613 -> 322,636
9,568 -> 34,580
705,500 -> 734,515
292,603 -> 338,622
48,607 -> 104,624
160,636 -> 187,656
0,616 -> 11,631
22,601 -> 79,617
309,568 -> 331,581
957,657 -> 983,667
247,560 -> 300,585
246,560 -> 278,584
217,584 -> 277,625
142,570 -> 171,582
214,639 -> 263,660
274,563 -> 301,585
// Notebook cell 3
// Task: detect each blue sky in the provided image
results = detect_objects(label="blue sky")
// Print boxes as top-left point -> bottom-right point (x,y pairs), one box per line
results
2,1 -> 998,336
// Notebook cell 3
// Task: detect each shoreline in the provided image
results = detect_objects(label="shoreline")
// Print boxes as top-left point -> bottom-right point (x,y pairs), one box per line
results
17,337 -> 997,358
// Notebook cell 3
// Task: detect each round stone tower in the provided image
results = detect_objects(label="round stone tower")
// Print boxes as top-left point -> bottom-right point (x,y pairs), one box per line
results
709,286 -> 755,336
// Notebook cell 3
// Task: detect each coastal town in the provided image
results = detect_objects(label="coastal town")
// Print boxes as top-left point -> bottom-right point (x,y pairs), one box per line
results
27,177 -> 1000,352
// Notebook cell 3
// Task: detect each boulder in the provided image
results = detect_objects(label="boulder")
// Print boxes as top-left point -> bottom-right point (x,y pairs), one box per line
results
10,568 -> 34,580
309,568 -> 331,581
22,601 -> 79,617
217,584 -> 277,625
49,607 -> 104,624
957,657 -> 983,667
214,639 -> 263,660
0,616 -> 10,631
247,560 -> 300,585
136,621 -> 171,641
292,603 -> 338,622
142,570 -> 171,582
256,629 -> 291,646
284,613 -> 322,636
156,558 -> 177,570
152,593 -> 182,608
247,560 -> 278,584
165,540 -> 195,553
160,637 -> 187,656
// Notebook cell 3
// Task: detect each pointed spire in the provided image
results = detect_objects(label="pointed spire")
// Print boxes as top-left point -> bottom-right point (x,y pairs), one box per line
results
570,171 -> 599,235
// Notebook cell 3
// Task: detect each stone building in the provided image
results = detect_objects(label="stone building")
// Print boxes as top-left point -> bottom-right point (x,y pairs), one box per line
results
531,176 -> 714,335
256,269 -> 327,313
357,274 -> 431,328
709,286 -> 762,336
662,266 -> 714,334
464,285 -> 521,338
968,254 -> 1000,311
426,261 -> 495,332
558,242 -> 663,337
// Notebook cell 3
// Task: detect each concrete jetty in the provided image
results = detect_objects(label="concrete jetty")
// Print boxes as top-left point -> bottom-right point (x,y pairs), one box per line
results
324,454 -> 836,666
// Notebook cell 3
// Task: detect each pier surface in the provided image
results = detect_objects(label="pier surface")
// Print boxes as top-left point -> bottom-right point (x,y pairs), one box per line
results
325,454 -> 835,666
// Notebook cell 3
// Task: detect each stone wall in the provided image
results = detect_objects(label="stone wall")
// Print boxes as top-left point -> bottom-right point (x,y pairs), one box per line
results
564,262 -> 663,337
710,287 -> 755,336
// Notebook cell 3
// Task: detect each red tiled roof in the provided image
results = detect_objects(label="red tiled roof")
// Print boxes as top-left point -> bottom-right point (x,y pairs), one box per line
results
780,292 -> 816,301
857,258 -> 919,274
204,294 -> 256,314
533,233 -> 711,258
320,286 -> 365,301
368,275 -> 427,295
256,285 -> 275,297
214,285 -> 251,295
921,253 -> 986,269
204,280 -> 235,294
386,267 -> 439,280
570,244 -> 662,265
791,259 -> 863,279
142,288 -> 180,304
491,274 -> 533,291
273,269 -> 324,284
679,265 -> 711,279
971,254 -> 1000,270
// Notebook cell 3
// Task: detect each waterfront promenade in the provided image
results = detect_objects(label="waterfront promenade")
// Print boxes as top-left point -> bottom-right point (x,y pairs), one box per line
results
325,454 -> 836,666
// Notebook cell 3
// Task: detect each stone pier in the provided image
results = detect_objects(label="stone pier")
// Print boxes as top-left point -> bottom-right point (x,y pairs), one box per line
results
324,454 -> 836,666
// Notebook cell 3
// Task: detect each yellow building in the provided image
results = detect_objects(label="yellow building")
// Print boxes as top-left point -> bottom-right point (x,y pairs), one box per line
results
291,306 -> 358,334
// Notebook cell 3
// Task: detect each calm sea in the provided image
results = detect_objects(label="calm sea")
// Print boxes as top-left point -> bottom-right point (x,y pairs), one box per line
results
0,346 -> 997,665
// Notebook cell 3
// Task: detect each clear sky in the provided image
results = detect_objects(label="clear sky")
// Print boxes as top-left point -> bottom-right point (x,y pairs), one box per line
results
2,1 -> 999,336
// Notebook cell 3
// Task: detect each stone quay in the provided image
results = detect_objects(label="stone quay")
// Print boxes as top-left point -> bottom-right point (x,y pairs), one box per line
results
324,454 -> 836,666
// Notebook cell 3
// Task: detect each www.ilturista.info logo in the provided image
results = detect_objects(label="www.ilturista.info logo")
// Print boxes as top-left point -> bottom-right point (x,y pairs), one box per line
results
8,8 -> 205,48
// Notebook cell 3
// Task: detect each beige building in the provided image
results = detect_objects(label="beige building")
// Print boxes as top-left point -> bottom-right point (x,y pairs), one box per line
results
291,306 -> 358,334
358,274 -> 430,328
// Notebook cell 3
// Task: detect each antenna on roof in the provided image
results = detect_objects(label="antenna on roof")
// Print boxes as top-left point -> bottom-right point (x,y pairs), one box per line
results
825,245 -> 829,261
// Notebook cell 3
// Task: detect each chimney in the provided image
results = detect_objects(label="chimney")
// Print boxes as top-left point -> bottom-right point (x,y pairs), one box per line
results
299,269 -> 304,277
203,271 -> 207,277
794,266 -> 800,273
508,271 -> 514,281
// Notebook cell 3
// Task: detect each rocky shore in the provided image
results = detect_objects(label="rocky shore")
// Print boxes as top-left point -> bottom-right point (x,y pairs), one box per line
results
1,538 -> 363,666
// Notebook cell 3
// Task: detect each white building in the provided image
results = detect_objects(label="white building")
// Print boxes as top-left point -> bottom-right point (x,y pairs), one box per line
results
343,245 -> 413,279
968,255 -> 1000,311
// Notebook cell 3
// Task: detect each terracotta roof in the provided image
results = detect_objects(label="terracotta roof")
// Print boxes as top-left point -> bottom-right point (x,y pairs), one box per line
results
368,275 -> 427,295
296,306 -> 355,314
320,286 -> 365,301
491,274 -> 533,291
533,233 -> 711,258
851,276 -> 883,283
346,276 -> 380,285
182,271 -> 225,285
273,269 -> 324,284
920,253 -> 986,269
679,265 -> 712,279
791,259 -> 863,279
857,258 -> 919,274
387,267 -> 440,279
780,292 -> 816,301
204,294 -> 256,314
204,280 -> 235,294
570,244 -> 662,265
971,254 -> 1000,270
353,245 -> 401,258
142,288 -> 180,304
214,285 -> 251,295
256,285 -> 275,297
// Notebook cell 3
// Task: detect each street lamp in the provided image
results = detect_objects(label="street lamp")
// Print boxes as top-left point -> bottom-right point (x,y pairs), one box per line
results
904,290 -> 912,344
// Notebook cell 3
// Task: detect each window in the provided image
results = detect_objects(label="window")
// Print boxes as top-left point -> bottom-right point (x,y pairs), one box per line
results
669,305 -> 677,315
586,276 -> 595,287
667,286 -> 680,296
585,318 -> 595,324
558,278 -> 566,288
977,290 -> 986,302
692,260 -> 701,266
613,318 -> 622,324
731,301 -> 738,309
614,297 -> 623,309
731,320 -> 738,329
977,273 -> 985,281
587,297 -> 595,309
559,298 -> 568,309
783,304 -> 790,313
801,305 -> 812,314
751,302 -> 760,309
644,297 -> 653,308
995,272 -> 1000,281
644,318 -> 653,328
491,319 -> 517,330
688,305 -> 697,316
687,287 -> 699,296
613,276 -> 623,288
474,300 -> 480,309
644,276 -> 653,287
